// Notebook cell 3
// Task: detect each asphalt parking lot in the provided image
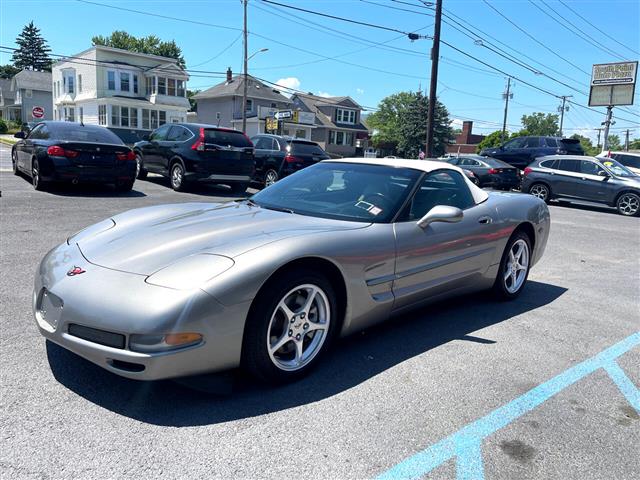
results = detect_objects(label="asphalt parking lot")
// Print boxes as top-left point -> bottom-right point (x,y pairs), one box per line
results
1,143 -> 638,479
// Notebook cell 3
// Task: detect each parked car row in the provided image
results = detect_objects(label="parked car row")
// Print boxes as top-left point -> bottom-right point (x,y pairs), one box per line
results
11,121 -> 332,194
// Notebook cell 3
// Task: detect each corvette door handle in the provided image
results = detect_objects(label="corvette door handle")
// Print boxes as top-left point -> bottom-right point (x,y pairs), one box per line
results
478,216 -> 493,224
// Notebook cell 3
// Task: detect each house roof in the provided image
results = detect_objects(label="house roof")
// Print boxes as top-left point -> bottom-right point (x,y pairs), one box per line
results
0,78 -> 14,100
293,93 -> 368,131
193,75 -> 292,103
12,70 -> 52,92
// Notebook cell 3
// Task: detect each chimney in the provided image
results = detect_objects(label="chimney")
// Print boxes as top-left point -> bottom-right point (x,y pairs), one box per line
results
226,67 -> 232,83
462,121 -> 473,143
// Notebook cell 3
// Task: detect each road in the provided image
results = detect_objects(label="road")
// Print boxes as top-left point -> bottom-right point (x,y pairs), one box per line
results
1,143 -> 638,479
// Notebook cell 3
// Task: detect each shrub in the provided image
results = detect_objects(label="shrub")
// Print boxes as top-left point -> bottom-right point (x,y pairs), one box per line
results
0,119 -> 8,134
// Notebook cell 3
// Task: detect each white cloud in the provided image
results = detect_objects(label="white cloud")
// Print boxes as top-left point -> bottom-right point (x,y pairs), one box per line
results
450,118 -> 464,129
274,77 -> 301,97
356,88 -> 365,95
317,91 -> 333,98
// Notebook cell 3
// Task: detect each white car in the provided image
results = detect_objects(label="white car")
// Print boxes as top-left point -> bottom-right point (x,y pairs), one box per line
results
597,151 -> 640,175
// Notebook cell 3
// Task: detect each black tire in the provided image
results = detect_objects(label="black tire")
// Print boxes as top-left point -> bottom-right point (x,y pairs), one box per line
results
135,154 -> 148,180
264,168 -> 279,187
170,161 -> 188,192
116,180 -> 134,192
528,182 -> 550,203
242,269 -> 338,384
11,150 -> 19,176
231,182 -> 249,195
492,230 -> 532,300
31,159 -> 46,191
615,192 -> 640,217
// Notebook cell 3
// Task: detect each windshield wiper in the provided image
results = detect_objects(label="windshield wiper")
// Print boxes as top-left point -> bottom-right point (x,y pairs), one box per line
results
261,204 -> 295,214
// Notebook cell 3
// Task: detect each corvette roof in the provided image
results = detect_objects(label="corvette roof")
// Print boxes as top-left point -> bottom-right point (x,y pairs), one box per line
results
324,157 -> 489,204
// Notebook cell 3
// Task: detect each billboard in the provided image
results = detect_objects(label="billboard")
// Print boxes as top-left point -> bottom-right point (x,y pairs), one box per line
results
589,61 -> 638,106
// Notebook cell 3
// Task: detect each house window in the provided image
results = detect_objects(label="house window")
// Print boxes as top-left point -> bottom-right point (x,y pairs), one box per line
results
66,107 -> 75,122
336,109 -> 356,124
78,75 -> 82,93
245,99 -> 253,112
79,107 -> 83,123
120,72 -> 130,92
168,78 -> 176,96
130,107 -> 138,128
98,105 -> 106,125
336,131 -> 344,145
329,131 -> 336,144
150,77 -> 157,95
150,110 -> 158,129
133,74 -> 139,94
176,79 -> 185,97
159,111 -> 166,125
271,102 -> 277,108
121,106 -> 129,127
142,108 -> 150,129
63,71 -> 75,94
107,71 -> 116,90
157,77 -> 166,95
111,105 -> 119,126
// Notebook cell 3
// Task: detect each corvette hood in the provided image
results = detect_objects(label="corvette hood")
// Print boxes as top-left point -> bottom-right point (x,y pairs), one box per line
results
75,202 -> 368,275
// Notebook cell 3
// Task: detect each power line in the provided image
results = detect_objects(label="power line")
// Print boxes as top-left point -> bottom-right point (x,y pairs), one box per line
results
189,33 -> 242,68
530,0 -> 627,61
557,0 -> 639,56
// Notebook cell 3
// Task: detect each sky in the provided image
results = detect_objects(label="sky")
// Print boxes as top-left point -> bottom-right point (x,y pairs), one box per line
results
1,0 -> 639,142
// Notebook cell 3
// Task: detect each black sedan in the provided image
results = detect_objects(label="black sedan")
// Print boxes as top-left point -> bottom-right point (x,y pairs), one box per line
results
446,155 -> 520,190
134,123 -> 255,193
251,134 -> 330,186
12,121 -> 136,191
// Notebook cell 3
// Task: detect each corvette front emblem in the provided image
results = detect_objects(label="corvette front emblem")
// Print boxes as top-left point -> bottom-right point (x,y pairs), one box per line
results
67,266 -> 86,276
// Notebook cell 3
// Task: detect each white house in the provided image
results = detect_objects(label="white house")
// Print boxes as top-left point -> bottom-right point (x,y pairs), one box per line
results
52,45 -> 189,140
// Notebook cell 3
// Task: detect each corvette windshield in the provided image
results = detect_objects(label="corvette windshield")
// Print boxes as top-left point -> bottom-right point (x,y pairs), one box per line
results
251,162 -> 422,223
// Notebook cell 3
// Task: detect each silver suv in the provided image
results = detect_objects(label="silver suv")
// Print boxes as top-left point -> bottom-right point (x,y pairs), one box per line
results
521,155 -> 640,216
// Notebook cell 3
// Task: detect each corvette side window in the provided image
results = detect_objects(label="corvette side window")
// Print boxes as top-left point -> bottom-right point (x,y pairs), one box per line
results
401,170 -> 475,221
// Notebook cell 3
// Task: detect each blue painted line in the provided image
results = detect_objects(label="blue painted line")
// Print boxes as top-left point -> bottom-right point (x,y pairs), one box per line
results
376,332 -> 640,480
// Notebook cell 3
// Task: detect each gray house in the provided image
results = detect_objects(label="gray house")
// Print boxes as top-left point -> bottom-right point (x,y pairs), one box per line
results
291,93 -> 370,157
0,70 -> 52,123
194,69 -> 316,137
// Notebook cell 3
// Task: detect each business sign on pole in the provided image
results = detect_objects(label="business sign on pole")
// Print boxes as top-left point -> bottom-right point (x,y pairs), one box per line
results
32,106 -> 45,119
275,110 -> 292,120
589,61 -> 638,106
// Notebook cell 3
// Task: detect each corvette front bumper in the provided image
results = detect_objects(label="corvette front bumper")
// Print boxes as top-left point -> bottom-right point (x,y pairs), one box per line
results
33,242 -> 251,381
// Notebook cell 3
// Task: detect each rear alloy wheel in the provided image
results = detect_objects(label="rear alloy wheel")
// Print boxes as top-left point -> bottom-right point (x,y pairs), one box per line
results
616,192 -> 640,217
135,154 -> 148,180
32,159 -> 46,191
493,232 -> 531,300
264,169 -> 279,186
170,162 -> 187,191
528,183 -> 550,203
242,270 -> 337,383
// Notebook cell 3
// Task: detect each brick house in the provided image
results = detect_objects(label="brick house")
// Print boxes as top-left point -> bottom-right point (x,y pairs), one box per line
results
446,121 -> 486,154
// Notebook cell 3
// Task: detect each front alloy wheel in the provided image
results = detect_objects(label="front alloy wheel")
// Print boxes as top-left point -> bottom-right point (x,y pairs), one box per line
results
12,150 -> 19,176
493,232 -> 531,299
616,193 -> 640,217
135,154 -> 147,180
529,183 -> 549,202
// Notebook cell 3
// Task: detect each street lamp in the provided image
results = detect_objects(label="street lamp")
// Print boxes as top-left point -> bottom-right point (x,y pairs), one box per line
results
242,47 -> 269,133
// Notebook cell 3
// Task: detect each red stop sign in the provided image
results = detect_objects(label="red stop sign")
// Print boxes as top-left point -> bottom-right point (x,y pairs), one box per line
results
32,106 -> 45,119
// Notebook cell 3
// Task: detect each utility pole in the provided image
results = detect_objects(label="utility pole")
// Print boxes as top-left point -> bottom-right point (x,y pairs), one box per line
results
242,0 -> 248,134
501,77 -> 512,144
425,0 -> 442,158
625,129 -> 630,151
602,106 -> 614,151
557,95 -> 571,137
595,128 -> 603,150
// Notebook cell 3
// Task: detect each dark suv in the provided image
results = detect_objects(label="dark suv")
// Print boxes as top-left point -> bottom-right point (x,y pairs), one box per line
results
134,123 -> 255,193
251,134 -> 330,186
522,155 -> 640,216
480,136 -> 584,169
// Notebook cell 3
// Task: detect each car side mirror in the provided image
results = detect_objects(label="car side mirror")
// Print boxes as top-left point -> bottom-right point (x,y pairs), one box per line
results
417,205 -> 463,229
598,170 -> 610,178
14,131 -> 25,139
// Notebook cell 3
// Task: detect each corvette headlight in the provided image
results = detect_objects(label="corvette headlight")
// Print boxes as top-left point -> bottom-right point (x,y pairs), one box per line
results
145,254 -> 234,290
67,218 -> 115,244
129,332 -> 203,353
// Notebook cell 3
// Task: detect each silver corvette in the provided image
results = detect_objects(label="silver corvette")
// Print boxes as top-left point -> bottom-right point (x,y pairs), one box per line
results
34,158 -> 550,383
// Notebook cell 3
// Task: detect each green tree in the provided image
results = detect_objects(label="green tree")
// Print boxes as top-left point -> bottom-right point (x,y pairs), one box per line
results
11,21 -> 52,71
519,112 -> 559,136
92,31 -> 186,68
629,138 -> 640,150
570,134 -> 599,156
368,90 -> 452,157
187,89 -> 200,111
475,130 -> 511,152
0,64 -> 20,78
606,135 -> 622,150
